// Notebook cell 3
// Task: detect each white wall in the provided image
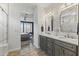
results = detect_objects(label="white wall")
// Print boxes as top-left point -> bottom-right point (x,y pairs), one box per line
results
37,6 -> 46,34
37,4 -> 63,33
8,4 -> 21,51
0,3 -> 8,55
34,5 -> 47,48
33,6 -> 39,48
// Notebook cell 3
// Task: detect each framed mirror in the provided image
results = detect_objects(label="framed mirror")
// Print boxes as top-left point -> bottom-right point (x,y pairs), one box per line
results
60,4 -> 78,34
45,14 -> 53,33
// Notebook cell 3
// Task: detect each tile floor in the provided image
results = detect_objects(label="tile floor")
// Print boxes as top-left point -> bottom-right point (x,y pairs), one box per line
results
20,43 -> 47,56
8,42 -> 47,56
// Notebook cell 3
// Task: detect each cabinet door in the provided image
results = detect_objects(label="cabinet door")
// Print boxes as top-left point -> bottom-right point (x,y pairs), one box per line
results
62,48 -> 76,56
39,36 -> 46,50
47,38 -> 54,56
42,36 -> 47,51
44,37 -> 47,52
39,36 -> 43,50
52,46 -> 55,56
47,46 -> 54,56
41,38 -> 45,51
54,44 -> 62,56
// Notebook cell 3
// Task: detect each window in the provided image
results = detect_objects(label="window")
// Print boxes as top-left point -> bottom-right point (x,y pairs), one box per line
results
21,21 -> 33,34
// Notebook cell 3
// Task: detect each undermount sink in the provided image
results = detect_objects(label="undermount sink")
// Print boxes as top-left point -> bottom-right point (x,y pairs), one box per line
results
45,32 -> 78,39
58,36 -> 65,38
57,35 -> 77,40
57,35 -> 71,39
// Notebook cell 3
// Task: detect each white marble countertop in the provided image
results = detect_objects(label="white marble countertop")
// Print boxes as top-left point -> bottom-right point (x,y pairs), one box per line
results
39,32 -> 78,45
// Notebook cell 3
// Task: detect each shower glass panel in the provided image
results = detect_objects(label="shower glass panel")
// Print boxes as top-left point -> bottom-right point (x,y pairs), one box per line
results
0,7 -> 8,56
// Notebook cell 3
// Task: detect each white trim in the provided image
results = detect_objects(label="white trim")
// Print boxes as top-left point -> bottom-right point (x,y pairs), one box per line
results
34,43 -> 39,48
8,48 -> 21,53
4,51 -> 8,56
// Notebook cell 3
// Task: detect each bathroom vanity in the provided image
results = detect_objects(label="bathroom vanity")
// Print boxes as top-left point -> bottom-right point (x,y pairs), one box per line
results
39,33 -> 78,56
39,4 -> 79,56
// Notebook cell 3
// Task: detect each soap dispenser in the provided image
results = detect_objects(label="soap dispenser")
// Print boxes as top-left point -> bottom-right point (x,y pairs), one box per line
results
48,26 -> 50,31
77,22 -> 79,35
41,25 -> 44,32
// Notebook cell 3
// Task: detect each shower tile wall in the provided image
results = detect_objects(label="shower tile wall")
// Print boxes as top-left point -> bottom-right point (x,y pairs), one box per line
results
0,3 -> 8,56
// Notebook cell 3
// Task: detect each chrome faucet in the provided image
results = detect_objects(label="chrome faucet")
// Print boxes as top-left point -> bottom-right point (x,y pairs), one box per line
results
67,34 -> 69,38
64,34 -> 69,38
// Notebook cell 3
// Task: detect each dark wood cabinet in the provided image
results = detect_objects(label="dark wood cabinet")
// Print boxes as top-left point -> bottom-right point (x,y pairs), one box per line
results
39,35 -> 78,56
55,40 -> 77,56
54,44 -> 62,56
39,35 -> 47,52
39,35 -> 43,50
47,38 -> 54,56
54,44 -> 76,56
47,45 -> 54,56
62,48 -> 76,56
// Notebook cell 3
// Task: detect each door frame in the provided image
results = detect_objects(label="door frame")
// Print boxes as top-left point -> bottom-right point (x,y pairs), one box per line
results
21,21 -> 34,35
20,21 -> 34,47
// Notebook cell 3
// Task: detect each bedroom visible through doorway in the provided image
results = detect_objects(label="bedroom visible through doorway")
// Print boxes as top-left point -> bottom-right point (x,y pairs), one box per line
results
20,21 -> 34,50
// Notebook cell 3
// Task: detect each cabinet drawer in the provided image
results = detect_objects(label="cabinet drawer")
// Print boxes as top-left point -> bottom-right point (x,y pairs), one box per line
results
62,48 -> 76,56
47,38 -> 54,46
47,42 -> 53,46
55,40 -> 77,52
47,38 -> 54,43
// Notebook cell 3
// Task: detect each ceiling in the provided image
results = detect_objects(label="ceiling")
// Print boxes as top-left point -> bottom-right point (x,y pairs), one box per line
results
9,3 -> 63,18
37,3 -> 63,8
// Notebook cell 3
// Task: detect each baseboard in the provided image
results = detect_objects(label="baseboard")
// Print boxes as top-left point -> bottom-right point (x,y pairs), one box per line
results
5,51 -> 9,56
9,48 -> 20,52
33,43 -> 40,49
7,48 -> 21,56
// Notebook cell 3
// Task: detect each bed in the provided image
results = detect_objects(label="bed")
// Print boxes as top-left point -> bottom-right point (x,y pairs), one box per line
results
21,32 -> 33,41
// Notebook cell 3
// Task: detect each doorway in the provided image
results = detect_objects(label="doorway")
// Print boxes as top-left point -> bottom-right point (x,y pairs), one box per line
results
20,21 -> 34,50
